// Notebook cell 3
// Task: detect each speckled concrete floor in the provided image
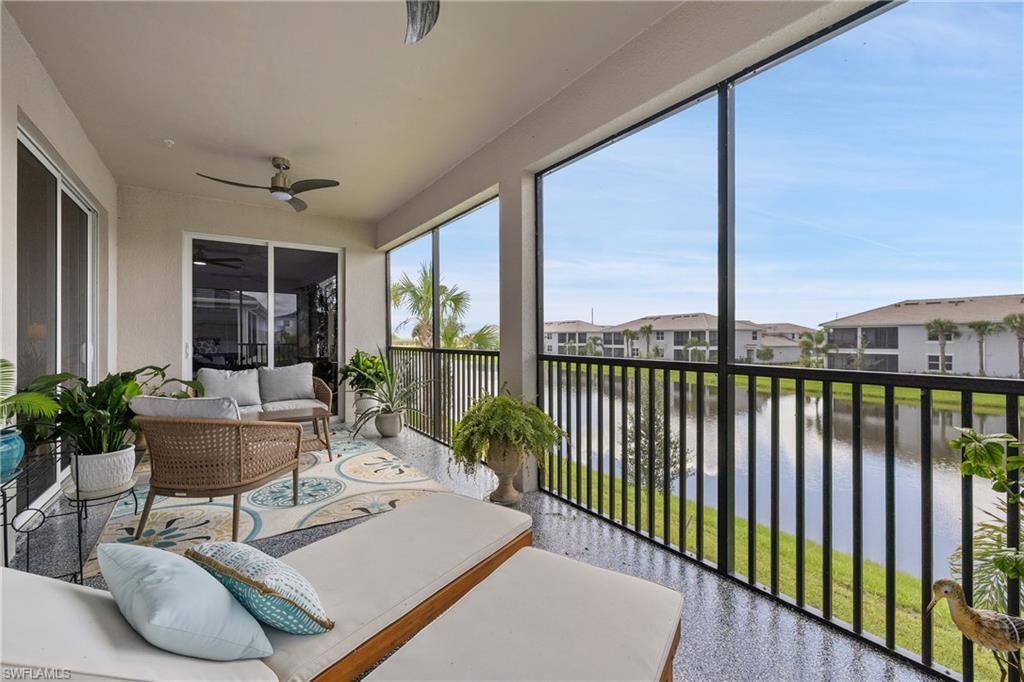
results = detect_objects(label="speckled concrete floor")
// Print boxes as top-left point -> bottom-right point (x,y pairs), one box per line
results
11,425 -> 934,681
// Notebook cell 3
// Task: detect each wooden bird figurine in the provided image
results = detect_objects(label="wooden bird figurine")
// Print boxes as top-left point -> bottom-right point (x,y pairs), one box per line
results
927,578 -> 1024,681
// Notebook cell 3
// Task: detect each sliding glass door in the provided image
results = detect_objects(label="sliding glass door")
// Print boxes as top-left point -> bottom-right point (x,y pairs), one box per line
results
16,133 -> 96,506
188,236 -> 341,413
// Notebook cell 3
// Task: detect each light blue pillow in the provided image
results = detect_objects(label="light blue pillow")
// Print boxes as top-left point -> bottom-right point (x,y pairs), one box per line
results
186,541 -> 334,635
98,543 -> 273,660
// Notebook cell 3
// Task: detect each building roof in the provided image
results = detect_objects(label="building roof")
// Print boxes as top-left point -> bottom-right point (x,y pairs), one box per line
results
603,313 -> 761,333
543,320 -> 605,333
822,294 -> 1024,328
759,334 -> 801,348
758,322 -> 814,336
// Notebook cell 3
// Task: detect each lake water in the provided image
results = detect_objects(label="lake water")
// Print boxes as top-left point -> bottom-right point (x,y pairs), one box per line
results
545,374 -> 1009,577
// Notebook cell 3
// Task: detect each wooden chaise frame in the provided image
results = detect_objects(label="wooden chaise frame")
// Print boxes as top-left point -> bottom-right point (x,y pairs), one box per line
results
312,528 -> 681,682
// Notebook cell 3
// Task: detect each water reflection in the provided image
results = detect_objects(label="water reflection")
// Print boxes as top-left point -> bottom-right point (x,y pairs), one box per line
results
547,372 -> 1006,576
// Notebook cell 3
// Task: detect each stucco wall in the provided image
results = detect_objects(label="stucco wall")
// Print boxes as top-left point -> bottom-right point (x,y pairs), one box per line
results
116,185 -> 385,413
1,6 -> 119,376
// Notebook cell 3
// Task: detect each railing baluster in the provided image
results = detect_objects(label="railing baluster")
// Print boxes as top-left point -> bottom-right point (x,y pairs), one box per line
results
885,384 -> 896,649
921,388 -> 933,667
747,375 -> 756,584
635,367 -> 642,533
598,363 -> 605,517
546,360 -> 553,490
587,363 -> 593,510
697,371 -> 705,560
680,371 -> 688,553
770,376 -> 779,595
621,367 -> 628,526
648,367 -> 656,539
796,378 -> 805,607
822,381 -> 833,618
853,382 -> 863,634
576,361 -> 583,504
663,368 -> 671,545
1008,394 -> 1021,682
557,359 -> 564,497
961,390 -> 974,682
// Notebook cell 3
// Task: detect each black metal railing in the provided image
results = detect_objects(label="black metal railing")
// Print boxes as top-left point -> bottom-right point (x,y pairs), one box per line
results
539,353 -> 1024,681
388,346 -> 500,445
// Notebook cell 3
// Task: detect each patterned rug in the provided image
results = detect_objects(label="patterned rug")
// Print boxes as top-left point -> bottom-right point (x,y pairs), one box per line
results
82,437 -> 445,578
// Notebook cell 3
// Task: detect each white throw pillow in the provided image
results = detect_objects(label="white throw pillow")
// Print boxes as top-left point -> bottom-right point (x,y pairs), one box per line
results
98,543 -> 273,661
258,363 -> 315,403
130,395 -> 241,420
197,367 -> 262,407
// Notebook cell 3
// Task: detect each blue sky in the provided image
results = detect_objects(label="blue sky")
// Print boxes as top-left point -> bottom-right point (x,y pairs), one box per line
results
393,1 -> 1023,332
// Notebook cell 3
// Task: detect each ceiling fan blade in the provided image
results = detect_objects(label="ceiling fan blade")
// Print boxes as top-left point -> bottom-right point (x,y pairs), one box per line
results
289,178 -> 340,195
405,0 -> 439,44
206,257 -> 243,264
210,261 -> 242,269
287,196 -> 308,212
196,172 -> 271,191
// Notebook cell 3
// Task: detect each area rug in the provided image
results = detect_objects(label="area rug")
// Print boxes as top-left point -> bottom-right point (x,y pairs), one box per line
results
82,437 -> 445,578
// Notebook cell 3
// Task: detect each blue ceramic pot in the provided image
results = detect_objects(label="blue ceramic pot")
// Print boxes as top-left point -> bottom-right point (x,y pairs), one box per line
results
0,429 -> 26,483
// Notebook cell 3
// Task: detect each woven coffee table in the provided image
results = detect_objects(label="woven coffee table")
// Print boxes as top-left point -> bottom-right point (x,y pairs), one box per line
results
259,408 -> 334,460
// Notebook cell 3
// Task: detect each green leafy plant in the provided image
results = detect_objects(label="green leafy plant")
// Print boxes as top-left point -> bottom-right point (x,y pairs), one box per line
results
950,427 -> 1023,501
0,358 -> 59,429
340,350 -> 388,393
451,390 -> 565,476
23,365 -> 201,455
349,349 -> 428,435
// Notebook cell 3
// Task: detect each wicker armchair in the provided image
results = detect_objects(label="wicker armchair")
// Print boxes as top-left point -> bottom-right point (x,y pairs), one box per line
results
133,416 -> 302,542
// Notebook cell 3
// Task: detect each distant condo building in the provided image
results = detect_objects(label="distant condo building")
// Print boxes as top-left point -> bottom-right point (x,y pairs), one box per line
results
822,294 -> 1024,377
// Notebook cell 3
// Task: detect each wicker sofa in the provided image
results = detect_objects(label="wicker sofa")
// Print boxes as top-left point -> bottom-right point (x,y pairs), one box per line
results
193,364 -> 333,418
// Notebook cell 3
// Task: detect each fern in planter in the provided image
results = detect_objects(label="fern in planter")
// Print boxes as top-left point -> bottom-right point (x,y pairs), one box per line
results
450,392 -> 564,476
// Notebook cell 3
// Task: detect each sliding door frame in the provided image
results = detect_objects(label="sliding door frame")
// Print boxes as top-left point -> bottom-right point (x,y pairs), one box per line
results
182,233 -> 345,414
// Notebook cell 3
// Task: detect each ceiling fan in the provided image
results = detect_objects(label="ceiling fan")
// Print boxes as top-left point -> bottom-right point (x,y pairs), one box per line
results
196,157 -> 339,212
192,246 -> 241,269
405,0 -> 439,44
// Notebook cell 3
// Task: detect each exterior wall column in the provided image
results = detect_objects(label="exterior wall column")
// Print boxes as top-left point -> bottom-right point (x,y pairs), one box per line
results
498,171 -> 539,493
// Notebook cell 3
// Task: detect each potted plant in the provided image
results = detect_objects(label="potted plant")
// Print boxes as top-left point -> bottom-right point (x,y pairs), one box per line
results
350,349 -> 427,438
451,391 -> 565,505
24,365 -> 199,493
340,350 -> 388,415
0,358 -> 60,482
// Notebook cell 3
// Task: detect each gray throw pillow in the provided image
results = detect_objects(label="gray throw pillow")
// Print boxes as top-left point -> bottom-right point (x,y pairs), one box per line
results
196,368 -> 262,407
258,363 -> 315,403
130,395 -> 240,420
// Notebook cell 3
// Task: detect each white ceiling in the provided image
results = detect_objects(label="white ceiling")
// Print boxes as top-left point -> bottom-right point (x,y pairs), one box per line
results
7,1 -> 680,222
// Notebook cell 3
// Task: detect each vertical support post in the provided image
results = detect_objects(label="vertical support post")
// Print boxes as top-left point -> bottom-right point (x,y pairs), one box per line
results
716,81 -> 736,574
501,172 -> 539,492
430,229 -> 441,439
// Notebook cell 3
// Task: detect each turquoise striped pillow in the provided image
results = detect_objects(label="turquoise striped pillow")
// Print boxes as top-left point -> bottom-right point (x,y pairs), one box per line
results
186,541 -> 334,635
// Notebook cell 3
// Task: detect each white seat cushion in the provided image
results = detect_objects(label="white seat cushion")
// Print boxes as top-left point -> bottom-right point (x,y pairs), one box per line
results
0,567 -> 276,681
263,492 -> 532,682
131,395 -> 241,420
366,547 -> 683,682
239,404 -> 263,418
261,399 -> 329,413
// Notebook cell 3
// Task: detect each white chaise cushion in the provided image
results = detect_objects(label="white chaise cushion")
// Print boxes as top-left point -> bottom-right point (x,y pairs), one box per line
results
0,567 -> 276,681
366,547 -> 683,682
263,492 -> 532,682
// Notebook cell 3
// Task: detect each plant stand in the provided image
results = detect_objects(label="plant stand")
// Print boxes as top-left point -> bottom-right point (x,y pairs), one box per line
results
61,465 -> 138,584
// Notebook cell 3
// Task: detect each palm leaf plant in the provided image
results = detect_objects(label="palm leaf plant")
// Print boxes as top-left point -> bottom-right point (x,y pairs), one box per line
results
925,318 -> 961,374
0,358 -> 60,427
339,350 -> 388,394
349,348 -> 429,436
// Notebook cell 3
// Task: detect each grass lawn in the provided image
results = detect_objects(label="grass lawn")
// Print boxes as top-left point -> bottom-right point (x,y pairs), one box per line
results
547,460 -> 994,679
549,362 -> 1019,415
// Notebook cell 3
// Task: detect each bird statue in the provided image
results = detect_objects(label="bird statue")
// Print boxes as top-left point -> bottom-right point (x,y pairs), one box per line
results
927,578 -> 1024,681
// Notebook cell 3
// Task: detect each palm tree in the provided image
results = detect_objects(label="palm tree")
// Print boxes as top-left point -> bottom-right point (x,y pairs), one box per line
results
623,329 -> 639,358
1003,313 -> 1024,379
798,329 -> 835,368
966,320 -> 1004,377
639,324 -> 654,358
582,335 -> 603,357
925,318 -> 961,375
755,346 -> 774,364
459,325 -> 499,350
684,336 -> 709,362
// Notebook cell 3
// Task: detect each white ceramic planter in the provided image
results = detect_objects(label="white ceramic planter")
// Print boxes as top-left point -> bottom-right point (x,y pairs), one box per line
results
354,393 -> 378,416
375,411 -> 404,437
71,445 -> 136,493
